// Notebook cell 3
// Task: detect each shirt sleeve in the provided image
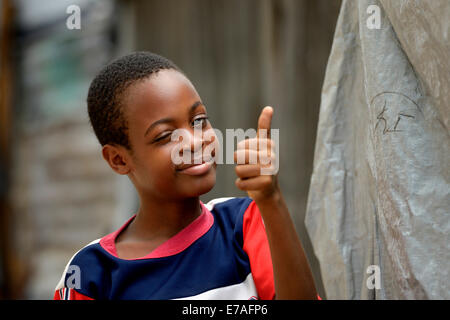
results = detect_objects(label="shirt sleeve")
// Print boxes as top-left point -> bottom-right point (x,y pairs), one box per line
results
242,200 -> 275,300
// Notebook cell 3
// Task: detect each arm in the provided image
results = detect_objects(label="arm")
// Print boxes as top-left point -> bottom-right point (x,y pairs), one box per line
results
253,186 -> 317,300
234,106 -> 317,300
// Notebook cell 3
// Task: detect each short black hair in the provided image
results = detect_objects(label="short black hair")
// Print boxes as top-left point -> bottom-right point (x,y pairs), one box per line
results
87,51 -> 180,150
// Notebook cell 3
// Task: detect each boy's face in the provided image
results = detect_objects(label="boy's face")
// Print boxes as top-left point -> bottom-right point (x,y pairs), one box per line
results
121,69 -> 217,200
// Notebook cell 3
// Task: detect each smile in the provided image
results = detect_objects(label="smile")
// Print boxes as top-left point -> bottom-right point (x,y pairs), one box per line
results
177,159 -> 214,176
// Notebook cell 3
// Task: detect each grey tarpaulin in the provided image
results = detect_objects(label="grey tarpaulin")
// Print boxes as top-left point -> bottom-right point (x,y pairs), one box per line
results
305,0 -> 449,299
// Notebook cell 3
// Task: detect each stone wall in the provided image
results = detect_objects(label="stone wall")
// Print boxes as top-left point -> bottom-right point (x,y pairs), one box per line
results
8,0 -> 125,299
9,112 -> 118,298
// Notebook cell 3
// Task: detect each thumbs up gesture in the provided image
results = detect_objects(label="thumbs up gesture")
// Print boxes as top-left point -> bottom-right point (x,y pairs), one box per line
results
234,106 -> 279,202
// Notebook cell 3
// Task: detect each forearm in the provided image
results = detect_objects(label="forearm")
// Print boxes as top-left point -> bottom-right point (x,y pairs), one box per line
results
255,190 -> 317,300
234,106 -> 317,299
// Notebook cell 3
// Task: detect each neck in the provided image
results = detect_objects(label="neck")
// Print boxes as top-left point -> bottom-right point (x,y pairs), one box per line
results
131,194 -> 202,241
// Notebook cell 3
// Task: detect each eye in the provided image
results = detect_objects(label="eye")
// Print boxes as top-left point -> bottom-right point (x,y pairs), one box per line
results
153,132 -> 172,143
192,116 -> 209,129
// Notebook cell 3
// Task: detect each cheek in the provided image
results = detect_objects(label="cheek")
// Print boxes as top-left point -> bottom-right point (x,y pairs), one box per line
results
135,147 -> 176,186
152,147 -> 177,177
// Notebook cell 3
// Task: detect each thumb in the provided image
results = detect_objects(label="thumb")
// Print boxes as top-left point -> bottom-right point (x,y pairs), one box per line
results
257,106 -> 273,139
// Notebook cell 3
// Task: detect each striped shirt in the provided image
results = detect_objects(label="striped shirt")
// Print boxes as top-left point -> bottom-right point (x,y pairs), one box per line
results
54,197 -> 275,300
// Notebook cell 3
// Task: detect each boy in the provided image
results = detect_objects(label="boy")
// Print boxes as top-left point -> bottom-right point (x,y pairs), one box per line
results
54,52 -> 317,300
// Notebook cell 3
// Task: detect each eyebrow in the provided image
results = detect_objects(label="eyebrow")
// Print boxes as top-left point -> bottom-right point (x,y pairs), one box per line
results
144,101 -> 204,137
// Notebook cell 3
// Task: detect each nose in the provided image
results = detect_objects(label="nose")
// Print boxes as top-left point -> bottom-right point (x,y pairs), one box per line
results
180,128 -> 204,156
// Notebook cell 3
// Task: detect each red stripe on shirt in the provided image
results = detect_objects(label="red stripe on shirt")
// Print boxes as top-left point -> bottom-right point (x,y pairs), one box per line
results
53,288 -> 94,300
242,201 -> 275,300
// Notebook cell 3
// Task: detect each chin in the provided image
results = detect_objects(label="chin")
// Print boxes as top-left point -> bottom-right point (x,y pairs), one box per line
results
182,170 -> 216,198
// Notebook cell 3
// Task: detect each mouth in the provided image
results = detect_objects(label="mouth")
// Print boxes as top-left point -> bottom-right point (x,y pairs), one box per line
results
176,158 -> 215,176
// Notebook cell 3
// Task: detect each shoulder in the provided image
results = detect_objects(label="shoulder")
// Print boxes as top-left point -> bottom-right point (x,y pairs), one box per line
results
203,197 -> 256,243
204,196 -> 253,218
54,238 -> 103,292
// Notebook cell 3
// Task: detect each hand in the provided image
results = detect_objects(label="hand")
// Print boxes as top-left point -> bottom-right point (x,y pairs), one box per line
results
234,106 -> 279,202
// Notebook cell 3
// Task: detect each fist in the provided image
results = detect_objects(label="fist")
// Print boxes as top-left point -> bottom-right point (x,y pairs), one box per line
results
234,106 -> 279,202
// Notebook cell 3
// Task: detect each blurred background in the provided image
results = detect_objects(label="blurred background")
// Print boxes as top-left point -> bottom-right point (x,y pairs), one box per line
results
0,0 -> 341,299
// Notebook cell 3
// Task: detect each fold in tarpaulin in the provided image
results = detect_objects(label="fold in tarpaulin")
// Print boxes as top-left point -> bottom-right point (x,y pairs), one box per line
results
305,0 -> 449,299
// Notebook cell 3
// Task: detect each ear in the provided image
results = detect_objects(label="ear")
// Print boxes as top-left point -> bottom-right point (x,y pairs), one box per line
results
102,144 -> 132,175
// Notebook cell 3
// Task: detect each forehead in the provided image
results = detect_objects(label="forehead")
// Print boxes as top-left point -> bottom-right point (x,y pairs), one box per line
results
123,69 -> 201,124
